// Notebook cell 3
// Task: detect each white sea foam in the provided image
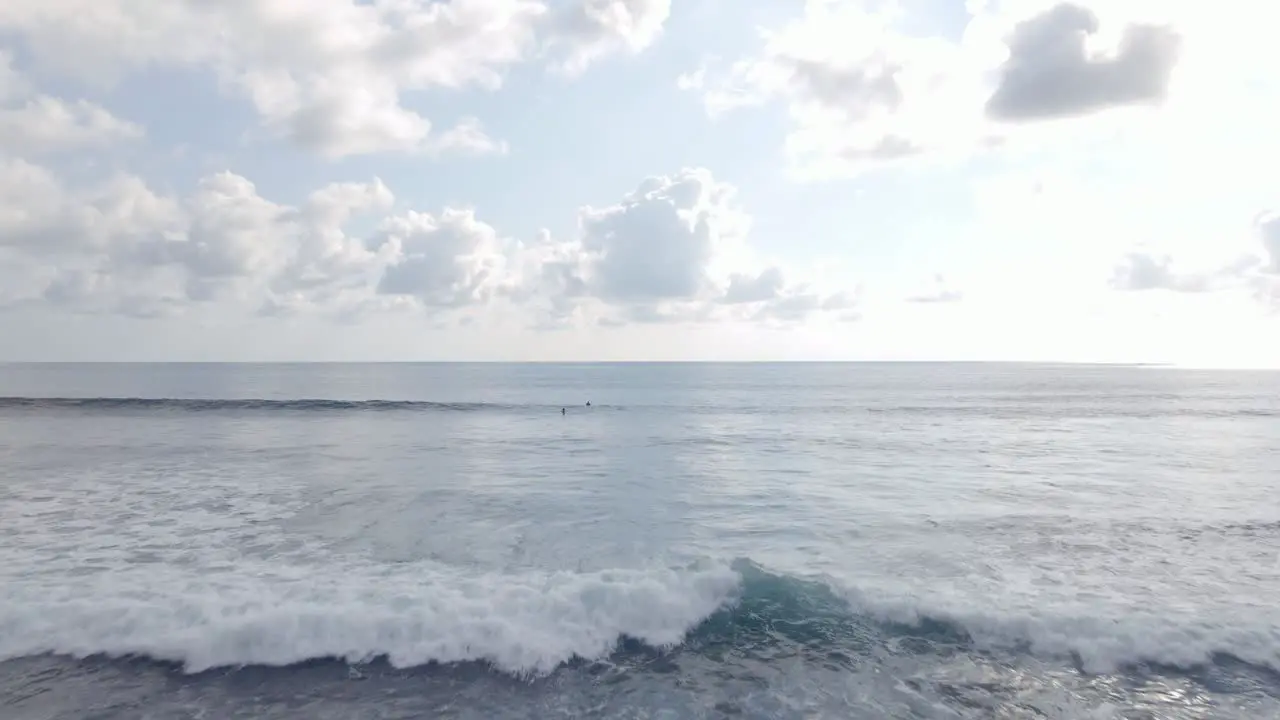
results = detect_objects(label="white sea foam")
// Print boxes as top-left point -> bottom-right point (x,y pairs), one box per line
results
0,561 -> 742,675
0,455 -> 743,675
835,581 -> 1280,674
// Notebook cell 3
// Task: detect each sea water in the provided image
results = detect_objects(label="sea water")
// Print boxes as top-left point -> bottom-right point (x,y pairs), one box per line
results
1,362 -> 1278,719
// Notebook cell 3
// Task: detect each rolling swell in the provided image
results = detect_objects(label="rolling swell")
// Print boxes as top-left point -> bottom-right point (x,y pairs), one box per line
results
0,397 -> 610,414
2,559 -> 1274,680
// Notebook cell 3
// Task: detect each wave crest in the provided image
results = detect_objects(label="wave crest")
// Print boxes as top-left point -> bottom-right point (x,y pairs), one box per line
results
828,576 -> 1280,675
0,562 -> 740,675
4,559 -> 1277,678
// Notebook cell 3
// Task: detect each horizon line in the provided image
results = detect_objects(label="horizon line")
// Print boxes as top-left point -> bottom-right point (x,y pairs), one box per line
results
0,359 -> 1183,366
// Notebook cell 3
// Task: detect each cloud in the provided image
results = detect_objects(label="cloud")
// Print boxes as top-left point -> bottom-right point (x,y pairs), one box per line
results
40,267 -> 187,319
985,3 -> 1181,121
547,0 -> 672,76
1249,214 -> 1280,308
0,159 -> 180,257
675,61 -> 708,91
1259,213 -> 1280,273
514,167 -> 747,325
0,157 -> 853,330
720,266 -> 784,304
0,163 -> 189,316
579,168 -> 744,303
499,230 -> 594,330
257,180 -> 398,316
145,173 -> 301,302
907,275 -> 963,303
0,158 -> 514,318
687,0 -> 987,179
0,0 -> 668,159
686,0 -> 1195,180
750,288 -> 857,323
0,51 -> 142,155
1112,215 -> 1280,299
0,50 -> 29,100
372,208 -> 510,309
10,170 -> 304,314
517,168 -> 854,326
0,97 -> 143,154
1110,253 -> 1212,293
425,117 -> 510,157
215,0 -> 546,159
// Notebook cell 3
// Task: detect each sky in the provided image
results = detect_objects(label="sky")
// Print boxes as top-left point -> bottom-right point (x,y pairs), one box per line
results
0,0 -> 1277,364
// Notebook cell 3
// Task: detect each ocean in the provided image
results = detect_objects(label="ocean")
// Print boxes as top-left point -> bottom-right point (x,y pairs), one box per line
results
1,362 -> 1278,719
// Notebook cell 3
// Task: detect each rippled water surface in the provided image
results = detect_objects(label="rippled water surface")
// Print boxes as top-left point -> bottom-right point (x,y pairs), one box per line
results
2,362 -> 1278,719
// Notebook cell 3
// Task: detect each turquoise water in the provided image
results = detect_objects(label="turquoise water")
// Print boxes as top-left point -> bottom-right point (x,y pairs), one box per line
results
2,363 -> 1278,719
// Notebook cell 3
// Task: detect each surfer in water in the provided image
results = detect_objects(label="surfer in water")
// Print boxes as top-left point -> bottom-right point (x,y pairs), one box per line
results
586,401 -> 591,407
561,407 -> 566,415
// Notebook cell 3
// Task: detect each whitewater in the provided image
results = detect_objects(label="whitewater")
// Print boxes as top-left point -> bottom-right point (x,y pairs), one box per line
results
1,362 -> 1278,719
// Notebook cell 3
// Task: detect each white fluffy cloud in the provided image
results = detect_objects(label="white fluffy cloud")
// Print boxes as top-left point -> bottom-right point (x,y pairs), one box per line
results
1260,214 -> 1280,274
547,0 -> 672,76
0,162 -> 422,317
687,0 -> 1228,179
0,158 -> 188,316
580,169 -> 746,303
0,159 -> 851,328
1110,253 -> 1213,293
372,208 -> 509,309
1111,215 -> 1280,303
0,0 -> 1272,360
0,158 -> 179,258
1252,214 -> 1280,307
0,97 -> 142,155
0,51 -> 142,155
984,3 -> 1180,121
510,168 -> 854,327
0,0 -> 694,327
0,0 -> 669,159
695,0 -> 980,179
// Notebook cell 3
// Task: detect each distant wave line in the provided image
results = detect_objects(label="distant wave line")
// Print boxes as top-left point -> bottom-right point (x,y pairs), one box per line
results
0,397 -> 614,413
0,396 -> 1272,418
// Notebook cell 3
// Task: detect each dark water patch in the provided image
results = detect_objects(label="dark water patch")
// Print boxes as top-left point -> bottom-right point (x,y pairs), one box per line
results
1139,654 -> 1280,700
685,561 -> 880,668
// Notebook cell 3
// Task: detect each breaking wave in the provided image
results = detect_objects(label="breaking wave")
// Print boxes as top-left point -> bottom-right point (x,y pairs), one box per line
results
2,559 -> 1275,678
